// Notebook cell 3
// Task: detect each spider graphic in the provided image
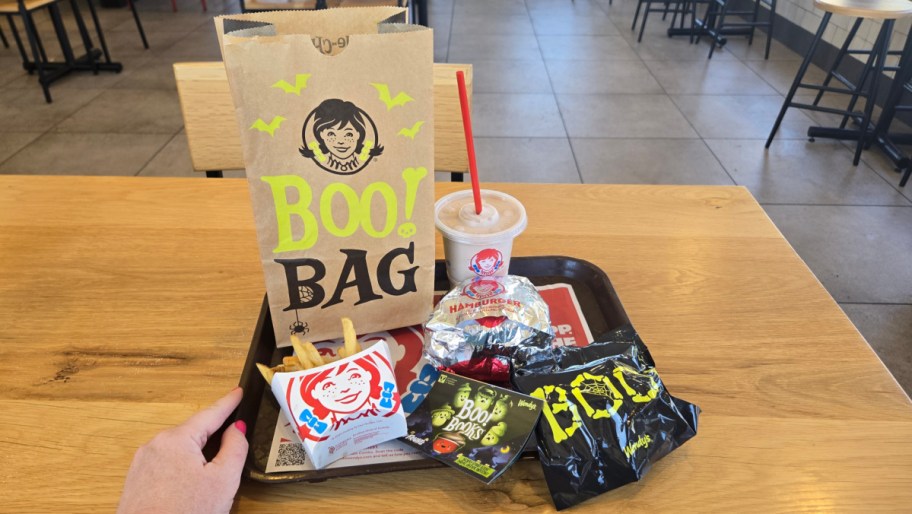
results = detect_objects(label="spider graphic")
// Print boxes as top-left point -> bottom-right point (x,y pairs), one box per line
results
290,321 -> 309,336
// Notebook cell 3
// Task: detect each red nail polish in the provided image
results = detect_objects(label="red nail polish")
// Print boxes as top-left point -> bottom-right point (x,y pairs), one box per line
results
235,420 -> 247,435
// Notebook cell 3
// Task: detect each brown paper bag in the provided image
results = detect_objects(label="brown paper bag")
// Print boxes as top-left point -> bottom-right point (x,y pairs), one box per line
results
217,8 -> 435,346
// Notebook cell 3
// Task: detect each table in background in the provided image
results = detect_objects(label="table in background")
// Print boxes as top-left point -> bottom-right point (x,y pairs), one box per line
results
0,176 -> 910,512
240,0 -> 427,26
1,0 -> 122,103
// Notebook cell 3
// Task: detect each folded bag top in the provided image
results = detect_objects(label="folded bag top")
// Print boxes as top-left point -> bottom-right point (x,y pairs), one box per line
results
217,7 -> 408,45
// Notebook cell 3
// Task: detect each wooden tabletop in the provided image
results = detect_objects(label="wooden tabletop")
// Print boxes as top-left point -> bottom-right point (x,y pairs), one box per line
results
1,176 -> 910,512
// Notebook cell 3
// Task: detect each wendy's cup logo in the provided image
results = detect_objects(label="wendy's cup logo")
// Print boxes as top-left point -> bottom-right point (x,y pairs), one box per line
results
299,99 -> 384,175
469,248 -> 504,276
462,278 -> 505,300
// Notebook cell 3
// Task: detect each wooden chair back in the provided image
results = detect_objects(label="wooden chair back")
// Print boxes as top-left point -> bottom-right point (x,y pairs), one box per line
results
174,61 -> 472,177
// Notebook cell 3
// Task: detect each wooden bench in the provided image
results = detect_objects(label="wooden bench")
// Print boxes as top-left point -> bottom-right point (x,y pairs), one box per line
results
174,61 -> 472,181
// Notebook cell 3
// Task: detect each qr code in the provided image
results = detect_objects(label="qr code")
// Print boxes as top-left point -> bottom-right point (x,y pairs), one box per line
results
276,443 -> 308,467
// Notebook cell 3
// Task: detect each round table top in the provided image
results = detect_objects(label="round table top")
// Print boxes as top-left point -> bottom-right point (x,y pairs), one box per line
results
815,0 -> 912,19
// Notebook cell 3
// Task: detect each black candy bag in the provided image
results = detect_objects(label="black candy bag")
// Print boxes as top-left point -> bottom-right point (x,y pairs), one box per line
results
512,325 -> 699,510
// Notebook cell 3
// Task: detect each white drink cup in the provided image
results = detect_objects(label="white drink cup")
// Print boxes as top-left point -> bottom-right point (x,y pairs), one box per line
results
434,189 -> 528,285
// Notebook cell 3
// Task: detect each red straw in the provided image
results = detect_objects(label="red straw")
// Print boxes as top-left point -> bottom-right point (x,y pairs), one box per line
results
456,70 -> 483,215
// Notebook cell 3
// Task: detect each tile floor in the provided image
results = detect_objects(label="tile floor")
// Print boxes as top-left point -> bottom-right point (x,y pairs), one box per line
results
0,0 -> 909,394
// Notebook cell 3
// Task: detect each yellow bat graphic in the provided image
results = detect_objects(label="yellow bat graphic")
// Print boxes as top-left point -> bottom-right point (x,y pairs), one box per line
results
250,116 -> 286,136
271,74 -> 311,95
371,82 -> 414,110
397,121 -> 424,140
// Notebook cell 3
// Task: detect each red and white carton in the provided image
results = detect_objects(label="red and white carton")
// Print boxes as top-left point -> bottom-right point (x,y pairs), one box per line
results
269,340 -> 407,469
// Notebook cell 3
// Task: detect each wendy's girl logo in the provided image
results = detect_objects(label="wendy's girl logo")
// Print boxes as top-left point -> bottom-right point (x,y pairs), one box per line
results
469,248 -> 504,276
462,278 -> 505,300
299,99 -> 383,175
286,345 -> 401,442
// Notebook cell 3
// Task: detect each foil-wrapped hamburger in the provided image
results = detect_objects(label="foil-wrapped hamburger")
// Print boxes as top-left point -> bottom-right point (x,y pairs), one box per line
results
424,275 -> 554,383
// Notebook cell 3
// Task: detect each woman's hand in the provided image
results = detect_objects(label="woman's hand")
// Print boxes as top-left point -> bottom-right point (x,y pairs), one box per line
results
117,387 -> 248,514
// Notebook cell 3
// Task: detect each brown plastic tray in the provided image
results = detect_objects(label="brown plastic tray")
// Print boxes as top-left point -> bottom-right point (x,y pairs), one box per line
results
232,256 -> 630,483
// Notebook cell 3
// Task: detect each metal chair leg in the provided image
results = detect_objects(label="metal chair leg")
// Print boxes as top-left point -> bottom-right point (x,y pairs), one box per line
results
66,0 -> 100,75
18,2 -> 51,103
638,2 -> 652,42
766,12 -> 831,148
451,172 -> 464,183
127,0 -> 149,49
7,15 -> 29,66
695,0 -> 716,46
690,0 -> 697,43
748,0 -> 761,45
206,170 -> 224,178
0,23 -> 8,48
32,16 -> 48,65
852,19 -> 892,166
764,0 -> 776,59
49,2 -> 76,65
632,0 -> 644,31
82,0 -> 113,64
69,0 -> 96,56
416,0 -> 428,26
708,0 -> 728,59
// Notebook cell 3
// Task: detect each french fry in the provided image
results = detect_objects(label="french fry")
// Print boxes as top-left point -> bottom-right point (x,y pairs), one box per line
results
290,335 -> 316,369
256,363 -> 275,385
302,340 -> 325,367
258,317 -> 364,387
290,335 -> 307,359
341,317 -> 361,357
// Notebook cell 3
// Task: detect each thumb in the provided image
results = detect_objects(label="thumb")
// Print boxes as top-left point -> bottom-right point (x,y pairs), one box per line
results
210,420 -> 249,478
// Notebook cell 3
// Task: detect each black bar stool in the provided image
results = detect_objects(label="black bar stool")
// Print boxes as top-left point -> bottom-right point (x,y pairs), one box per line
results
703,0 -> 777,59
632,0 -> 699,43
765,0 -> 912,165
